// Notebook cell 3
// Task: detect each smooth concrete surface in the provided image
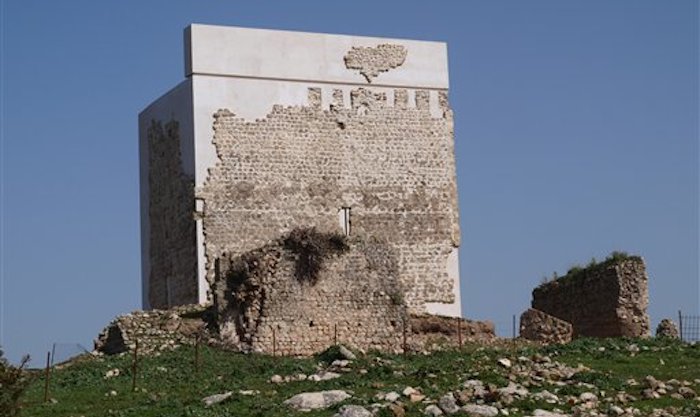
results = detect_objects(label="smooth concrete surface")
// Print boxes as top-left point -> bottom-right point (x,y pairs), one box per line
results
425,248 -> 462,317
185,24 -> 449,89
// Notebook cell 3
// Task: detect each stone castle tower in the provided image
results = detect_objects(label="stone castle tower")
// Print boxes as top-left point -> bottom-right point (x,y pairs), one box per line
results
139,25 -> 462,320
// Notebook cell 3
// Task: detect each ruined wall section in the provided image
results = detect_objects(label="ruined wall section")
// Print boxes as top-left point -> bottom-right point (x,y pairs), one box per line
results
147,121 -> 198,308
531,257 -> 650,338
214,234 -> 407,355
198,86 -> 459,314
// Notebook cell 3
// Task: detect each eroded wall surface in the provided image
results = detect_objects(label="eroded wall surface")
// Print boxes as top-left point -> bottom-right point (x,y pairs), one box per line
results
146,121 -> 198,308
531,258 -> 650,338
198,84 -> 459,314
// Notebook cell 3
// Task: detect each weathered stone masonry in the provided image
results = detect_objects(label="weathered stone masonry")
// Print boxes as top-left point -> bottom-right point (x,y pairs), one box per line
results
197,85 -> 459,315
147,121 -> 198,309
137,26 -> 465,354
530,257 -> 650,338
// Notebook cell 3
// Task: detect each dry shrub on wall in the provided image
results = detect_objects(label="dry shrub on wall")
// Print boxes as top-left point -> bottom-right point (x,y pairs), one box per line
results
283,227 -> 349,284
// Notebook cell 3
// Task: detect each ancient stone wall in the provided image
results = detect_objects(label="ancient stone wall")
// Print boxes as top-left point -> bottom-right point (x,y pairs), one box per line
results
531,257 -> 650,338
94,304 -> 209,355
213,229 -> 406,355
519,308 -> 573,345
197,85 -> 459,315
147,120 -> 198,309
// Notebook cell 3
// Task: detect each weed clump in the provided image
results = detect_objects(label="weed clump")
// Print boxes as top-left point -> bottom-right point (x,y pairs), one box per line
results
283,227 -> 349,284
538,251 -> 640,289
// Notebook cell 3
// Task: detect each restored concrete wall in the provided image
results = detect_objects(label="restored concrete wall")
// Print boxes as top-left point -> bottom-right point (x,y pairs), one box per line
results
531,257 -> 650,338
140,25 -> 462,317
138,80 -> 198,309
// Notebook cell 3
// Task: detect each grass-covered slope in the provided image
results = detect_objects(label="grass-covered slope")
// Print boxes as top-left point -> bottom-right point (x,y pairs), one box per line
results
20,337 -> 700,417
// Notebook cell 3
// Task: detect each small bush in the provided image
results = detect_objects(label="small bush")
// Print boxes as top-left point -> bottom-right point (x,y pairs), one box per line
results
283,227 -> 349,284
0,347 -> 30,417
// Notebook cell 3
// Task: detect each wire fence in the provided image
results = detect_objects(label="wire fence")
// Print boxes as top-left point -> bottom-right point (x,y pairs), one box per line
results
678,311 -> 700,342
50,343 -> 90,366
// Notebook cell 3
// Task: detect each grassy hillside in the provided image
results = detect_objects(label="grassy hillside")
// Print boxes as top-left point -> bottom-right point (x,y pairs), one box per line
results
20,337 -> 700,417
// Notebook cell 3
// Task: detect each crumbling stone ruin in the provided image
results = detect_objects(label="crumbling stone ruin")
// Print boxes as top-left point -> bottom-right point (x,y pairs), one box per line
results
94,304 -> 209,355
134,25 -> 467,355
656,319 -> 679,339
521,254 -> 651,341
519,308 -> 573,345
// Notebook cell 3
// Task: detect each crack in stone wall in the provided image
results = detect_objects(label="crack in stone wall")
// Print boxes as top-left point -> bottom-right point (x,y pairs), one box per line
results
147,120 -> 198,309
197,86 -> 459,314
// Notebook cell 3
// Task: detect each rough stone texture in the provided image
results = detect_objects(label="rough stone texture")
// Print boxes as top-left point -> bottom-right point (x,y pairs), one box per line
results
343,44 -> 408,82
198,86 -> 459,316
283,390 -> 351,411
655,319 -> 679,339
519,308 -> 573,344
94,304 -> 209,355
213,230 -> 406,355
147,120 -> 198,309
531,257 -> 650,338
407,314 -> 495,352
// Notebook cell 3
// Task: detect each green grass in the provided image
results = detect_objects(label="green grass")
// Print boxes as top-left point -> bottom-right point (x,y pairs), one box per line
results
20,338 -> 700,417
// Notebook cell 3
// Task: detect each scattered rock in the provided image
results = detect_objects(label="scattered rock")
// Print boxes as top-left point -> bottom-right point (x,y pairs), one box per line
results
389,402 -> 406,417
284,390 -> 351,411
437,393 -> 459,414
308,371 -> 341,381
462,404 -> 498,417
333,405 -> 372,417
338,345 -> 357,360
202,391 -> 232,407
530,410 -> 570,417
497,358 -> 512,368
424,404 -> 444,416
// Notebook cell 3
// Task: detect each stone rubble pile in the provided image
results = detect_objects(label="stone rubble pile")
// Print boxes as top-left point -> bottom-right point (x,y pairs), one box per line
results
655,319 -> 679,339
93,304 -> 210,355
265,347 -> 700,417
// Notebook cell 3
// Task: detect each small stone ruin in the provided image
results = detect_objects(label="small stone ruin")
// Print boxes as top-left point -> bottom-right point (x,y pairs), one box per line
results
520,254 -> 651,342
655,319 -> 679,339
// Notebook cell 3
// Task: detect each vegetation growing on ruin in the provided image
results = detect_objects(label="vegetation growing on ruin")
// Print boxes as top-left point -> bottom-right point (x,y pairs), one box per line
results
538,251 -> 642,289
0,347 -> 30,417
17,337 -> 700,417
283,227 -> 350,284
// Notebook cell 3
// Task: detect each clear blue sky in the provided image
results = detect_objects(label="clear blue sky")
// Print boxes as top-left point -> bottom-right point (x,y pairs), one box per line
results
1,1 -> 698,364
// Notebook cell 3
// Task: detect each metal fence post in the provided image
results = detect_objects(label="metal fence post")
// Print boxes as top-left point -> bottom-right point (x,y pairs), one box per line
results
457,317 -> 462,349
43,351 -> 51,403
678,310 -> 683,341
194,336 -> 200,375
131,339 -> 139,392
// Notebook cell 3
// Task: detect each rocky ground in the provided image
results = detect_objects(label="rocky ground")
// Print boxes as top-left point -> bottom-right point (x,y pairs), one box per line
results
21,337 -> 700,417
